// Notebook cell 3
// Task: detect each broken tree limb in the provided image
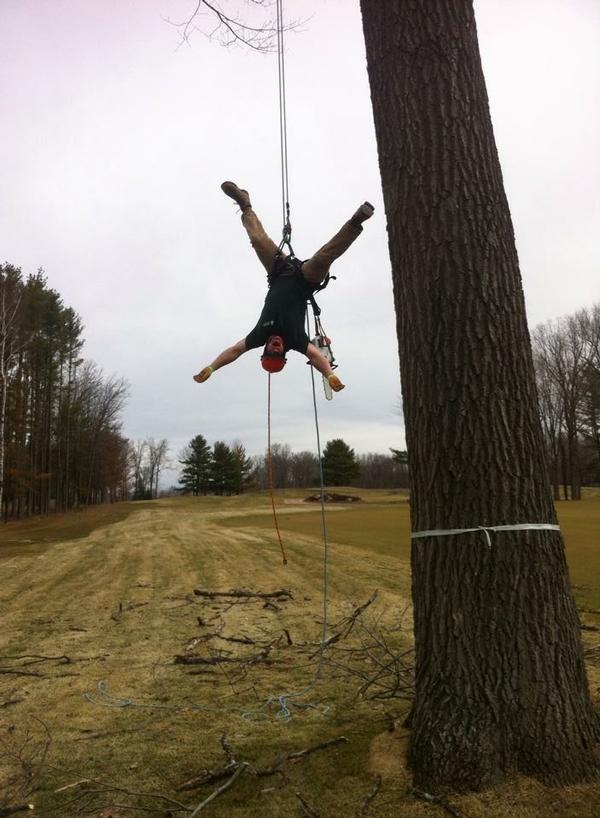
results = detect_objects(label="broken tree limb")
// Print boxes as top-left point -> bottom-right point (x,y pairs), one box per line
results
295,791 -> 320,817
221,733 -> 235,765
188,762 -> 248,816
0,806 -> 34,817
193,588 -> 293,601
178,735 -> 349,792
311,592 -> 378,657
177,763 -> 237,792
174,645 -> 274,666
287,736 -> 348,761
355,774 -> 382,816
413,788 -> 464,818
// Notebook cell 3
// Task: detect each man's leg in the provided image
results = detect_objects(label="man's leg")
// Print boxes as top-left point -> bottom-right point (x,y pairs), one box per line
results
241,209 -> 281,274
193,339 -> 247,383
302,202 -> 374,286
221,181 -> 281,274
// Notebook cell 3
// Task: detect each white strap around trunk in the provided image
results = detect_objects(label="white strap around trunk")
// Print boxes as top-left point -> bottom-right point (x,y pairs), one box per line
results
411,523 -> 561,549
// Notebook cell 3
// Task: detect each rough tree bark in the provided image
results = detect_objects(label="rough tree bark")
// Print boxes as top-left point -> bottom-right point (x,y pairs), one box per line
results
360,0 -> 599,791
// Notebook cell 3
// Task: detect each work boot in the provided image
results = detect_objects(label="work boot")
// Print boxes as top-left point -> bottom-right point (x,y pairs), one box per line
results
221,181 -> 251,210
350,201 -> 375,226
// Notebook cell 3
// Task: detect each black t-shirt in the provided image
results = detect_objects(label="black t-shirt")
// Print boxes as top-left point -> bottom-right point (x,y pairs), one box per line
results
245,266 -> 315,354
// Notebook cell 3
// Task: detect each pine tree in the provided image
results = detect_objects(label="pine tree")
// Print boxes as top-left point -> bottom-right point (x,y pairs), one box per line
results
210,441 -> 238,495
178,435 -> 212,496
322,439 -> 359,487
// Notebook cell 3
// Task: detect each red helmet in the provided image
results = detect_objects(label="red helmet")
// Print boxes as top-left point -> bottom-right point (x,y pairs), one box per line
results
261,334 -> 287,373
261,355 -> 286,373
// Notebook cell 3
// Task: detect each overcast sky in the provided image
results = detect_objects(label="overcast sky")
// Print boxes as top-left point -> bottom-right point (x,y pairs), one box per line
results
1,0 -> 598,486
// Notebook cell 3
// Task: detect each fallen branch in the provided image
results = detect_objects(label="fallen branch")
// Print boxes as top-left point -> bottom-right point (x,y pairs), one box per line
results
287,736 -> 348,761
0,670 -> 43,677
221,733 -> 235,765
0,806 -> 33,817
193,588 -> 292,601
174,645 -> 274,666
295,791 -> 320,817
178,735 -> 348,792
312,592 -> 378,657
177,763 -> 238,791
413,788 -> 464,818
188,762 -> 248,816
0,654 -> 71,664
355,774 -> 382,816
51,778 -> 189,812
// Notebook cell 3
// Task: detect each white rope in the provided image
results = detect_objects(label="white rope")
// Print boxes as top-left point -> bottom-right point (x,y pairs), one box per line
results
275,0 -> 290,231
411,523 -> 561,549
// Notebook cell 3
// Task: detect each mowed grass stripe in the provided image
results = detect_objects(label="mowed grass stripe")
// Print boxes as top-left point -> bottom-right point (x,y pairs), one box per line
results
221,495 -> 600,607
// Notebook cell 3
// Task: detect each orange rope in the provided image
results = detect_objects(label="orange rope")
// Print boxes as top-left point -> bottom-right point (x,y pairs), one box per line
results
267,373 -> 288,565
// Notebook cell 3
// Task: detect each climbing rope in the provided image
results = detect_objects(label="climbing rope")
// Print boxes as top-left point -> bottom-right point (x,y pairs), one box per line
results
267,372 -> 288,566
244,319 -> 330,721
276,0 -> 290,235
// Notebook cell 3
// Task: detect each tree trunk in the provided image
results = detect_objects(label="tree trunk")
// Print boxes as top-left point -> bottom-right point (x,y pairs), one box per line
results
360,0 -> 598,790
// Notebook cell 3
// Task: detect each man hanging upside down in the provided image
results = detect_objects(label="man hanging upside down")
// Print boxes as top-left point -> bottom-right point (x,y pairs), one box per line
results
194,182 -> 374,392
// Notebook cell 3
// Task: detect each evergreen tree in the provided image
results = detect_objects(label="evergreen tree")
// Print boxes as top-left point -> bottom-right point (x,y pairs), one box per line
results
178,435 -> 212,496
210,441 -> 238,495
231,441 -> 253,494
322,439 -> 359,487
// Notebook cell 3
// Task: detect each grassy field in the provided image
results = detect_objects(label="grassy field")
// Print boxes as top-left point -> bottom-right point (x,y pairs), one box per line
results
0,490 -> 599,817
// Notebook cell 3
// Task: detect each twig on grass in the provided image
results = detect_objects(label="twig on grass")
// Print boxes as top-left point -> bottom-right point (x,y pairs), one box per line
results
174,644 -> 275,666
355,774 -> 382,816
193,588 -> 293,601
413,788 -> 465,818
0,654 -> 71,664
188,762 -> 249,816
178,735 -> 348,793
221,733 -> 236,764
311,591 -> 378,657
177,763 -> 238,792
295,791 -> 320,817
286,736 -> 348,761
0,805 -> 33,816
52,778 -> 190,812
0,698 -> 23,708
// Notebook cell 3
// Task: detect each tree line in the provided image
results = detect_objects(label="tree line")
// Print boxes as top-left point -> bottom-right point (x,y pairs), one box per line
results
0,264 -> 130,519
532,303 -> 600,499
177,435 -> 409,494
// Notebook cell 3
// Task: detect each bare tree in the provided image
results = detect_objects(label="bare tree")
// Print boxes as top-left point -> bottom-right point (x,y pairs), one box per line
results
147,437 -> 170,498
532,317 -> 586,499
577,306 -> 600,473
165,0 -> 304,52
129,439 -> 148,498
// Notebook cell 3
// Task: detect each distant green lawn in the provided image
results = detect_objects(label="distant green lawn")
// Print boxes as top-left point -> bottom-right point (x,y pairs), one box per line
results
223,491 -> 600,610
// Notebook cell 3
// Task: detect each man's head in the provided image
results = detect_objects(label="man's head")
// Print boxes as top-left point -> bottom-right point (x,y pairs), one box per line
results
261,334 -> 287,373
